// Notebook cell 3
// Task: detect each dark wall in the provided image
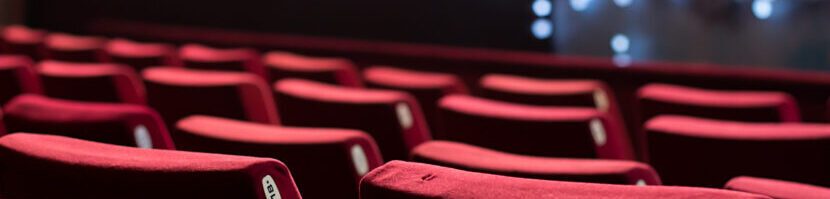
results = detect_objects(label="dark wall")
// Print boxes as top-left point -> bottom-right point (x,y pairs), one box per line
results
26,0 -> 550,51
0,0 -> 26,26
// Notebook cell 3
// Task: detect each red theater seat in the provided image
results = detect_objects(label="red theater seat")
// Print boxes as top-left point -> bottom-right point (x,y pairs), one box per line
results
175,115 -> 383,199
360,161 -> 771,199
480,74 -> 619,115
1,25 -> 46,59
410,141 -> 660,185
437,95 -> 633,159
274,79 -> 430,161
2,95 -> 173,149
37,60 -> 145,104
725,176 -> 830,199
0,133 -> 302,199
43,33 -> 107,62
143,67 -> 279,128
637,83 -> 800,123
0,55 -> 41,104
364,66 -> 467,134
645,115 -> 830,187
179,44 -> 266,78
264,51 -> 361,87
105,38 -> 177,70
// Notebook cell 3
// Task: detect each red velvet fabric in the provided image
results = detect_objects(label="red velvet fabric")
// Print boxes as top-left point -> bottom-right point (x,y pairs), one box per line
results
264,51 -> 362,87
274,79 -> 430,161
179,43 -> 266,78
437,95 -> 633,160
1,25 -> 46,60
0,55 -> 42,104
2,94 -> 174,149
37,60 -> 145,104
142,67 -> 279,130
175,115 -> 383,199
626,63 -> 830,126
637,83 -> 800,123
480,74 -> 619,113
725,176 -> 830,199
410,141 -> 660,185
105,38 -> 177,70
43,33 -> 107,62
479,74 -> 631,156
364,66 -> 467,135
364,66 -> 467,92
0,133 -> 302,199
645,115 -> 830,187
636,83 -> 800,157
360,161 -> 771,199
479,74 -> 624,123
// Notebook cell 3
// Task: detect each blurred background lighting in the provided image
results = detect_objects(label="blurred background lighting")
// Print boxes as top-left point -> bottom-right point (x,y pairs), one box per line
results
752,0 -> 774,20
570,0 -> 592,12
611,34 -> 630,54
532,0 -> 553,17
532,18 -> 553,39
614,0 -> 633,8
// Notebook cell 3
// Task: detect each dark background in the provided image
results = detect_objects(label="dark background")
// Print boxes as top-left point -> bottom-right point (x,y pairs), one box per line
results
13,0 -> 830,70
24,0 -> 549,51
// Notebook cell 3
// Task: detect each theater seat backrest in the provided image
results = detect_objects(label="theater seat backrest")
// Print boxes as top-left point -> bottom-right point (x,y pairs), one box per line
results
105,39 -> 177,70
359,161 -> 771,199
43,33 -> 107,62
179,44 -> 266,78
0,133 -> 302,199
143,67 -> 279,129
175,115 -> 383,199
37,60 -> 145,104
1,25 -> 46,59
2,94 -> 174,149
264,51 -> 361,87
479,74 -> 619,115
274,79 -> 430,161
725,176 -> 830,199
410,141 -> 660,185
364,66 -> 467,134
478,74 -> 634,156
437,95 -> 633,159
645,115 -> 830,187
0,55 -> 41,104
637,83 -> 800,123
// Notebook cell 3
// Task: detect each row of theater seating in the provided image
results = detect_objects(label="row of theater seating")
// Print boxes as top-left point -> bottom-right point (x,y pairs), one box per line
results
0,25 -> 828,198
6,133 -> 830,199
5,57 -> 827,186
86,20 -> 830,134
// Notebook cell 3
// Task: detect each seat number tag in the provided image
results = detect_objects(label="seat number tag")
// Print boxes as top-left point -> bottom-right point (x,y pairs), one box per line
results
262,175 -> 282,199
